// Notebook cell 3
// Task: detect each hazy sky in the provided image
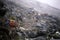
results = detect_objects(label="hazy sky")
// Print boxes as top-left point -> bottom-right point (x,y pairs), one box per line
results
37,0 -> 60,9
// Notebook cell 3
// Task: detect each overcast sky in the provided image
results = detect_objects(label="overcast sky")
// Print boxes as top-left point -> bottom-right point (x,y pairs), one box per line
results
37,0 -> 60,9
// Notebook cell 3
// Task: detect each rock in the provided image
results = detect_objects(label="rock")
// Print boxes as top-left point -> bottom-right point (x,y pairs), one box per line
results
25,36 -> 46,40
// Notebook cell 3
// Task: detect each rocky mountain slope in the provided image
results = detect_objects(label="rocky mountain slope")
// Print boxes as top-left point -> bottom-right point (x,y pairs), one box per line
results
2,0 -> 60,40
